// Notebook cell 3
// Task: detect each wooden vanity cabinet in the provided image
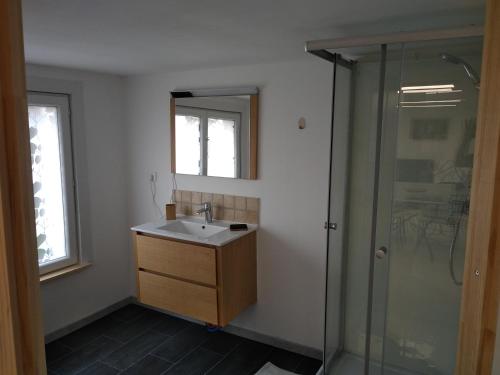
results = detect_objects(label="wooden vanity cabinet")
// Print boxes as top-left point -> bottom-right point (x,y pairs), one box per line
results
133,231 -> 257,326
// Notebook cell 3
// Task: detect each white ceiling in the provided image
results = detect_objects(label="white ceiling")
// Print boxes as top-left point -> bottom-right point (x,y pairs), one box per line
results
22,0 -> 485,75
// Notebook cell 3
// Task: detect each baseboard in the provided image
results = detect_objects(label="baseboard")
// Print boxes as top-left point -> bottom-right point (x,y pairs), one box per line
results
44,297 -> 134,343
223,324 -> 322,360
45,297 -> 323,362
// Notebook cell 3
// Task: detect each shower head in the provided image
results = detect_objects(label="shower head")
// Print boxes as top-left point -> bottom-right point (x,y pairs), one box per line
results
440,53 -> 480,89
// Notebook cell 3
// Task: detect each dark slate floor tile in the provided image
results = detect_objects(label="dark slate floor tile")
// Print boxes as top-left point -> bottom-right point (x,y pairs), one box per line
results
295,357 -> 323,375
49,336 -> 121,375
205,357 -> 260,375
121,355 -> 172,375
45,340 -> 73,364
201,331 -> 243,355
48,306 -> 321,375
105,310 -> 164,343
108,304 -> 148,322
164,347 -> 222,375
154,325 -> 210,362
207,340 -> 273,375
74,361 -> 119,375
151,314 -> 196,337
228,339 -> 273,364
267,348 -> 306,372
140,308 -> 175,323
59,315 -> 123,349
102,330 -> 168,370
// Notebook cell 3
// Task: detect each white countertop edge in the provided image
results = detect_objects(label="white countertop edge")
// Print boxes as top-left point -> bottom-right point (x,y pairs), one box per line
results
131,215 -> 258,247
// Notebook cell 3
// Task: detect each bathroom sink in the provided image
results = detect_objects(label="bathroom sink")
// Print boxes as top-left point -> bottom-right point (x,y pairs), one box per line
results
131,216 -> 257,246
157,220 -> 226,238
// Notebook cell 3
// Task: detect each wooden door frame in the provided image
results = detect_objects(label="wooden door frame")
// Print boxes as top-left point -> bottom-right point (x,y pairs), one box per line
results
456,0 -> 500,373
0,0 -> 46,373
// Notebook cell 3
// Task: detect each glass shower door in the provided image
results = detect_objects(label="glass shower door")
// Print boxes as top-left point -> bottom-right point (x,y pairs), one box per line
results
324,56 -> 353,374
372,37 -> 482,375
326,45 -> 389,375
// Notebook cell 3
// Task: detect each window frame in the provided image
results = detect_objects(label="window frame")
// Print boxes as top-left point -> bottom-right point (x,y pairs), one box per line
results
28,92 -> 79,275
175,105 -> 241,178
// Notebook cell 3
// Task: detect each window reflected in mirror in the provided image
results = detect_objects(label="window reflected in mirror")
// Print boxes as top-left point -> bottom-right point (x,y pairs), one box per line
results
171,91 -> 258,179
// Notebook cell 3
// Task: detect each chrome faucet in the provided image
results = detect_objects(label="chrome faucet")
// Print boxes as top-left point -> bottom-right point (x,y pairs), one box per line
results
196,202 -> 213,223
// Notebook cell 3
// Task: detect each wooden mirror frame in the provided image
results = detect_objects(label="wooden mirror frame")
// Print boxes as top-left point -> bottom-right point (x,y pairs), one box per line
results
170,92 -> 259,180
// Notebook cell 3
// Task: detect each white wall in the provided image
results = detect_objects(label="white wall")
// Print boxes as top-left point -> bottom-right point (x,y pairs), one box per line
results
26,64 -> 132,335
125,59 -> 332,350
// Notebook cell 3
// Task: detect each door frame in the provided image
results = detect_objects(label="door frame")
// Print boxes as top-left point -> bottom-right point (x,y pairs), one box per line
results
456,0 -> 500,373
0,0 -> 47,373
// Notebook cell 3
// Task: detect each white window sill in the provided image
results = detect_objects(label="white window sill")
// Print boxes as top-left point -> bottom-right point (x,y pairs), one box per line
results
40,262 -> 91,284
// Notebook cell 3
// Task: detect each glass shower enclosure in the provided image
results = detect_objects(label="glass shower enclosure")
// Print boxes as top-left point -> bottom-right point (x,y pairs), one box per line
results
308,29 -> 483,374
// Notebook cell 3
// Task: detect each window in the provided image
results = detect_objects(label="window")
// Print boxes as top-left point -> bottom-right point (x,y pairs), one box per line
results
28,93 -> 79,274
175,106 -> 240,178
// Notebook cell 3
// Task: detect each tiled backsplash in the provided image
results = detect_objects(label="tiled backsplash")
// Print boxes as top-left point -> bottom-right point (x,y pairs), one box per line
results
173,189 -> 260,224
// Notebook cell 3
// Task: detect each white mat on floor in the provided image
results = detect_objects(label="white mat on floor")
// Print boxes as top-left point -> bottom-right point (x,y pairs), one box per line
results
255,362 -> 298,375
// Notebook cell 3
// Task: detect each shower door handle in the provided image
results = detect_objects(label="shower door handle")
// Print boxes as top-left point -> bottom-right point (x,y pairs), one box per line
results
375,246 -> 387,259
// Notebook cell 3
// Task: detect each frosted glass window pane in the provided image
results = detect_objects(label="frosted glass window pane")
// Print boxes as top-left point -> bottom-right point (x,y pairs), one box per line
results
28,106 -> 67,265
175,114 -> 201,175
207,117 -> 236,178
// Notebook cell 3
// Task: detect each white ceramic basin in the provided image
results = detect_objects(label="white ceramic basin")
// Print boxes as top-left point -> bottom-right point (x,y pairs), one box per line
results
131,216 -> 258,246
157,220 -> 226,239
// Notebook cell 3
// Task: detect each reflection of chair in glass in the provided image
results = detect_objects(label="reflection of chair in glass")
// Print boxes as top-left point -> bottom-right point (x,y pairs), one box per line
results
411,152 -> 472,260
412,193 -> 468,261
391,204 -> 418,245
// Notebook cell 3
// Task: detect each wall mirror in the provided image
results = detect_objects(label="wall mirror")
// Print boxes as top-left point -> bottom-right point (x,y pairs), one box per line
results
170,87 -> 259,179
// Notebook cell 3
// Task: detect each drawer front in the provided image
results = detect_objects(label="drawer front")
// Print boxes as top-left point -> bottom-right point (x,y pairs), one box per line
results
138,271 -> 218,324
136,235 -> 216,285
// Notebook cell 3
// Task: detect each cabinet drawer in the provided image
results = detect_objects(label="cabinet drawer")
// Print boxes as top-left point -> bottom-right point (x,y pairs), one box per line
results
136,235 -> 216,285
138,271 -> 218,324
